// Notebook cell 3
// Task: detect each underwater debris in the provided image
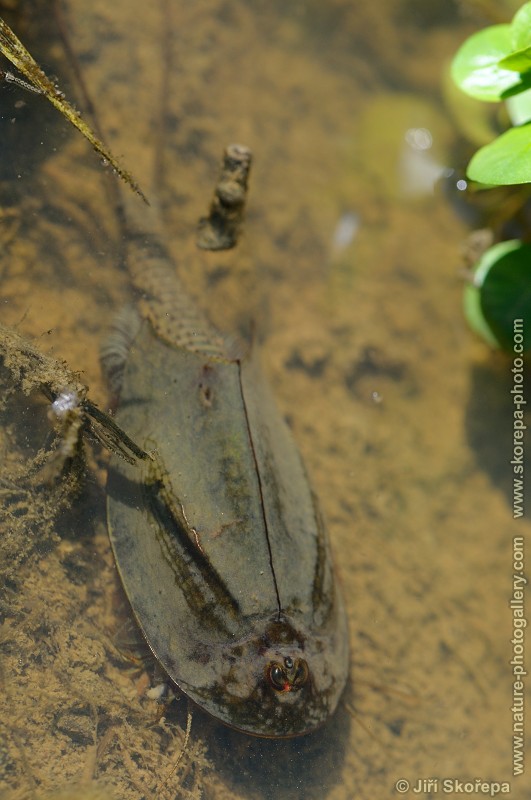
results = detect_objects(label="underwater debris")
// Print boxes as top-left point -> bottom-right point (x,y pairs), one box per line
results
0,17 -> 147,202
0,67 -> 41,93
0,323 -> 148,479
196,143 -> 252,250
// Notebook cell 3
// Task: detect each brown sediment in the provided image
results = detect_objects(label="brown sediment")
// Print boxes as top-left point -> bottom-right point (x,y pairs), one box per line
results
0,0 -> 523,798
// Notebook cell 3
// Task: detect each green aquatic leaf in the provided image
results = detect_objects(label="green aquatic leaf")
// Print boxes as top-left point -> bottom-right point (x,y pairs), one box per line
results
451,25 -> 523,102
506,87 -> 531,125
498,2 -> 531,71
499,44 -> 531,72
464,239 -> 531,351
443,62 -> 500,146
511,1 -> 531,51
463,282 -> 500,348
467,123 -> 531,184
0,18 -> 147,203
500,69 -> 531,99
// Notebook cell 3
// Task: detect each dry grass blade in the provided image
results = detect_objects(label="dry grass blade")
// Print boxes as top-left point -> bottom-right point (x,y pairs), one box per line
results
0,17 -> 147,203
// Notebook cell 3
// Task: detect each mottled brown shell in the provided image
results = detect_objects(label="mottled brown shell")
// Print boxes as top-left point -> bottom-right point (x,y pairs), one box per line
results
106,317 -> 348,737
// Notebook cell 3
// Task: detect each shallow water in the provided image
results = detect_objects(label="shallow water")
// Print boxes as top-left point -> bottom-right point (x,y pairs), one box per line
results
0,1 -> 529,798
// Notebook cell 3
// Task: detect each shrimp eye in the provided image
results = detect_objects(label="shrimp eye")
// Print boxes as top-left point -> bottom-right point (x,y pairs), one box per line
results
268,663 -> 288,691
267,657 -> 310,692
293,660 -> 309,687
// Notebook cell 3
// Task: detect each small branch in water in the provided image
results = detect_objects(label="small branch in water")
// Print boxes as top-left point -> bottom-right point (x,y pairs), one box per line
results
0,323 -> 149,479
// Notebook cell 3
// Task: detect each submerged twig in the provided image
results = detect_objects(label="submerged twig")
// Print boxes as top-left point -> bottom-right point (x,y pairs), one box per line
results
0,323 -> 149,477
155,709 -> 193,797
0,17 -> 148,203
